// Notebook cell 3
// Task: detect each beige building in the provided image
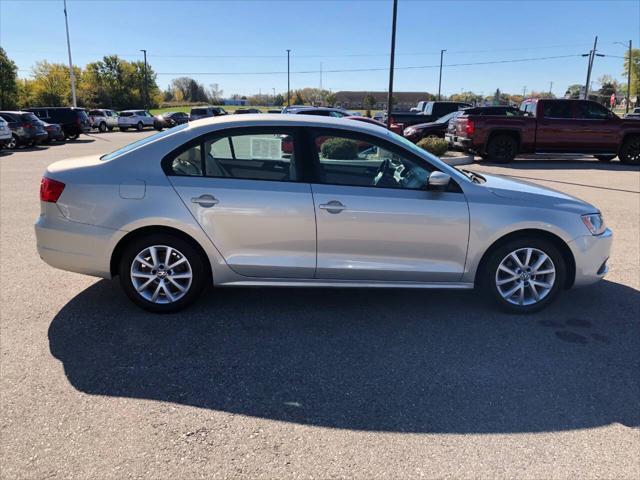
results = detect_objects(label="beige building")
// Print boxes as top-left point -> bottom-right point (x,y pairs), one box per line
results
334,91 -> 433,110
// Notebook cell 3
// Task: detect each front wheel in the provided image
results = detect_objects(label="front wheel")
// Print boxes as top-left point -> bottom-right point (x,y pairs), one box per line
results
482,238 -> 565,313
486,134 -> 518,163
618,136 -> 640,165
118,234 -> 207,313
67,133 -> 80,141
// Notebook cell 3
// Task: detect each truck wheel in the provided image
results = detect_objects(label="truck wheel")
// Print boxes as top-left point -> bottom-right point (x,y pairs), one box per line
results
136,122 -> 144,131
619,136 -> 640,165
99,122 -> 107,133
486,134 -> 517,163
595,155 -> 615,162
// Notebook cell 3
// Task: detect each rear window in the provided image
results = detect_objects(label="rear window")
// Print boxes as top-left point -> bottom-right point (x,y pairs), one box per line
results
191,108 -> 207,115
119,111 -> 134,117
77,110 -> 89,120
21,113 -> 40,122
101,124 -> 188,161
89,110 -> 103,116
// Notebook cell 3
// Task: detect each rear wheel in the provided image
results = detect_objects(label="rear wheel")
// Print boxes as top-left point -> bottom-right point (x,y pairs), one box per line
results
118,233 -> 207,313
136,122 -> 144,131
98,122 -> 107,133
7,135 -> 18,149
482,238 -> 565,313
486,134 -> 518,163
619,136 -> 640,165
595,155 -> 615,162
68,133 -> 80,141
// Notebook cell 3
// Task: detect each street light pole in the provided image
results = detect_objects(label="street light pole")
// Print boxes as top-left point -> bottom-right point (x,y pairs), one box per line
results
63,0 -> 77,107
386,0 -> 398,130
437,49 -> 446,101
286,49 -> 291,107
626,40 -> 632,113
140,49 -> 148,110
584,36 -> 598,99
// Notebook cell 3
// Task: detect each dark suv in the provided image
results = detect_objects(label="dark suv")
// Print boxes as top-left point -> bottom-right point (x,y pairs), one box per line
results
0,111 -> 48,149
24,107 -> 90,140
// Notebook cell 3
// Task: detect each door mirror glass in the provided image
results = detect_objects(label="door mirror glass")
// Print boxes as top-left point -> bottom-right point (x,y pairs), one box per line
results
427,171 -> 451,190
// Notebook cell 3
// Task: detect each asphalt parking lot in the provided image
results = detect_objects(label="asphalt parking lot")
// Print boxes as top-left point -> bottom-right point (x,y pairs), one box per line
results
1,131 -> 639,479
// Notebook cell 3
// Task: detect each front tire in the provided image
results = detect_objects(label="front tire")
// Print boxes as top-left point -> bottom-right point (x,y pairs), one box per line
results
619,136 -> 640,165
486,134 -> 518,163
118,233 -> 207,313
482,238 -> 565,313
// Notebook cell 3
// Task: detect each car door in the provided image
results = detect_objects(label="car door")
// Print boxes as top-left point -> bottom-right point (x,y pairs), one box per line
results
534,101 -> 576,152
308,128 -> 469,282
570,101 -> 620,152
167,126 -> 317,278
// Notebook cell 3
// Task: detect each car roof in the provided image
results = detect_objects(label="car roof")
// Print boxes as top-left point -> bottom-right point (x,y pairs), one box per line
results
187,113 -> 389,136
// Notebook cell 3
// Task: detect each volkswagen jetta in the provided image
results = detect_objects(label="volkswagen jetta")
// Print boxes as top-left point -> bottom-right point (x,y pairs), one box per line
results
35,115 -> 612,313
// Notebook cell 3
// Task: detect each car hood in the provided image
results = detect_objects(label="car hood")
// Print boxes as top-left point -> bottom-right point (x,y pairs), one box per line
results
479,172 -> 598,214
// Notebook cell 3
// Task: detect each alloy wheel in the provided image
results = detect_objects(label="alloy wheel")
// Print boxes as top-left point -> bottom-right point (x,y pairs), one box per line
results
130,245 -> 193,304
495,247 -> 556,306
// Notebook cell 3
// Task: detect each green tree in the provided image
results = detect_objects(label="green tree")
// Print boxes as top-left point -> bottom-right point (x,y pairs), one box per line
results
565,84 -> 582,99
623,48 -> 640,97
324,92 -> 337,106
0,47 -> 19,109
293,90 -> 305,105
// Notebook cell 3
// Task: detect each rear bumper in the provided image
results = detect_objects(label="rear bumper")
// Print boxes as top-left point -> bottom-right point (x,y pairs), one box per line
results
445,133 -> 472,150
568,228 -> 613,287
35,205 -> 121,278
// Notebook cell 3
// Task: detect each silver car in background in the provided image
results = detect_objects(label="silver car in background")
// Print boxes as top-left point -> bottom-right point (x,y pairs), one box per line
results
35,115 -> 612,313
117,110 -> 155,131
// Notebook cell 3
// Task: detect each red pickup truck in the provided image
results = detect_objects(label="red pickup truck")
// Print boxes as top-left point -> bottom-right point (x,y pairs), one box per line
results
447,99 -> 640,165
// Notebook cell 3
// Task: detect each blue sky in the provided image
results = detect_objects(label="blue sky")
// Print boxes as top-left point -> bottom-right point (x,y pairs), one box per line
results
1,0 -> 638,97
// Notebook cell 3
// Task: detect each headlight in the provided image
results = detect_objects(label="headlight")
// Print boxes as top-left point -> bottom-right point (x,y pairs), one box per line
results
582,213 -> 606,235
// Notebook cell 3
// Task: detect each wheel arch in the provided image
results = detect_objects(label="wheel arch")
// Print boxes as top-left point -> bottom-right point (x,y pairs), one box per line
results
110,225 -> 212,281
474,228 -> 576,289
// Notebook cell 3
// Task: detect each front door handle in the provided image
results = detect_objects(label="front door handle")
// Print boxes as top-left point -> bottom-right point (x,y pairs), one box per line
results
319,200 -> 346,214
191,194 -> 219,207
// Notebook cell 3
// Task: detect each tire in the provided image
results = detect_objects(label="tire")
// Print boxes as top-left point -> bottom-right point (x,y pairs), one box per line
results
68,133 -> 80,141
99,122 -> 107,133
120,127 -> 128,132
481,237 -> 565,314
595,155 -> 615,162
486,134 -> 518,163
7,135 -> 18,149
136,122 -> 144,131
618,136 -> 640,165
118,233 -> 208,313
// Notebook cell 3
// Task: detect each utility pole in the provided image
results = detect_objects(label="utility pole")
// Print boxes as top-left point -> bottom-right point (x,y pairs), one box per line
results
272,87 -> 276,106
63,0 -> 77,107
522,86 -> 527,99
140,49 -> 148,109
286,49 -> 291,107
319,62 -> 323,91
549,81 -> 553,96
386,0 -> 398,130
583,36 -> 603,99
437,49 -> 446,101
624,40 -> 632,113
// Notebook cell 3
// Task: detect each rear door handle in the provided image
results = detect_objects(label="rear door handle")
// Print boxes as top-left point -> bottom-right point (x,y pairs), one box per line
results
191,194 -> 219,207
319,200 -> 346,213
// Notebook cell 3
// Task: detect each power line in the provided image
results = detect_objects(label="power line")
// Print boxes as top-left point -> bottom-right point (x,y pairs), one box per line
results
153,54 -> 584,76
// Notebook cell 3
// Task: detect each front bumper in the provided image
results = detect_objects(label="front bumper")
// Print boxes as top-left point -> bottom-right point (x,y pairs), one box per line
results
35,204 -> 122,278
568,228 -> 613,287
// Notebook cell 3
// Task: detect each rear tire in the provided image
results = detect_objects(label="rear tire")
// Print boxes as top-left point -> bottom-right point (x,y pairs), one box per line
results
118,233 -> 207,313
68,133 -> 79,141
486,134 -> 518,163
595,155 -> 615,162
619,136 -> 640,165
7,135 -> 18,149
136,122 -> 144,131
98,122 -> 107,133
481,237 -> 565,314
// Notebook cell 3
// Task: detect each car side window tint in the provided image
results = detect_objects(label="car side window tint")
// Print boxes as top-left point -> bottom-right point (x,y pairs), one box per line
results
542,102 -> 572,119
171,145 -> 202,176
576,102 -> 609,120
312,132 -> 431,190
203,132 -> 296,181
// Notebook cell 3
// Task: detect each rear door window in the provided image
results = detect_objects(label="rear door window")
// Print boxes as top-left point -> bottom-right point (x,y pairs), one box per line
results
542,102 -> 572,119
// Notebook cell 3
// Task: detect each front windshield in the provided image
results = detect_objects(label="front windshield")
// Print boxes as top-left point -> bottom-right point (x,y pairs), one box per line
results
100,124 -> 188,161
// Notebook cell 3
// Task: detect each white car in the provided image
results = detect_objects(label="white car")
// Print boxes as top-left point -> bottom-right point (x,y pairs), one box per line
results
0,116 -> 11,148
88,109 -> 118,132
118,110 -> 155,131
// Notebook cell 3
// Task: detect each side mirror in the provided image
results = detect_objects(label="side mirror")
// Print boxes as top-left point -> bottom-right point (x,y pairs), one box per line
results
427,171 -> 451,190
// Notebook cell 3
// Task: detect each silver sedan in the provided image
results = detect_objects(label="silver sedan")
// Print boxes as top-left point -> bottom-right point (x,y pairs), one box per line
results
35,115 -> 612,313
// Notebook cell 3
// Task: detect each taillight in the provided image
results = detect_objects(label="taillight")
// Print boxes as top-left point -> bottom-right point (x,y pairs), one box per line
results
465,119 -> 475,136
22,122 -> 32,129
40,177 -> 65,203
